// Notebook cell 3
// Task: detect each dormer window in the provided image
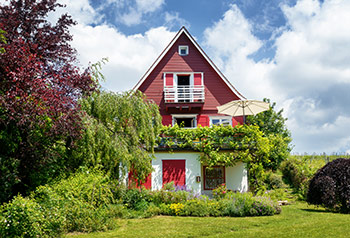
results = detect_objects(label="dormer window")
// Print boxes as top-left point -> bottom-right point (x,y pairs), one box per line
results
179,45 -> 189,56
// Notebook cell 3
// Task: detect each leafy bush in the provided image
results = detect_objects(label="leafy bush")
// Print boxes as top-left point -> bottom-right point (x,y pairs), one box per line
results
33,170 -> 116,232
223,192 -> 281,216
264,171 -> 285,190
0,195 -> 64,238
182,199 -> 209,217
119,188 -> 151,210
0,155 -> 20,203
280,157 -> 312,198
307,158 -> 350,212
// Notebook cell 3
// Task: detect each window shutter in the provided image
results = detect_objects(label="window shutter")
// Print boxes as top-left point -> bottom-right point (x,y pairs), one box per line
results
193,73 -> 202,85
164,73 -> 174,86
193,73 -> 203,102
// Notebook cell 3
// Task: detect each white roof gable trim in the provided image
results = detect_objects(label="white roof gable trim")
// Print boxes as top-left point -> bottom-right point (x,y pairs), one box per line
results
133,27 -> 245,100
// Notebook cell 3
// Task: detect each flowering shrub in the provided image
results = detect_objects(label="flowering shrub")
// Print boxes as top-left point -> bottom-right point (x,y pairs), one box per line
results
154,191 -> 280,217
212,183 -> 227,199
169,203 -> 185,215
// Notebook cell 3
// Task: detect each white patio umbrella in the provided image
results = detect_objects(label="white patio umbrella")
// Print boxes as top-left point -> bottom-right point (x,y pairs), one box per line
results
217,100 -> 270,124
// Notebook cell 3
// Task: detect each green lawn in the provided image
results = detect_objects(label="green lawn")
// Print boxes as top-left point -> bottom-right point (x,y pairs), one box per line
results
66,202 -> 350,238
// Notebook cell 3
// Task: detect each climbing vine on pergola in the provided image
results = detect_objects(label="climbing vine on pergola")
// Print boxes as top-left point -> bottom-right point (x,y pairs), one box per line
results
158,124 -> 273,191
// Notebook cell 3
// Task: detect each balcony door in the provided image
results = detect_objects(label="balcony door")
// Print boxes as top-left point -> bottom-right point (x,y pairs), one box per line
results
163,72 -> 204,103
177,75 -> 190,102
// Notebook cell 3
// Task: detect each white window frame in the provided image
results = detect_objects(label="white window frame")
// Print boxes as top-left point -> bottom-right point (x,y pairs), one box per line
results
172,114 -> 198,128
178,45 -> 189,56
209,116 -> 232,127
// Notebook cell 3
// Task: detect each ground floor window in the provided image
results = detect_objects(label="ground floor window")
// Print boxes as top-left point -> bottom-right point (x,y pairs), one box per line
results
172,114 -> 197,128
210,116 -> 232,126
203,166 -> 225,190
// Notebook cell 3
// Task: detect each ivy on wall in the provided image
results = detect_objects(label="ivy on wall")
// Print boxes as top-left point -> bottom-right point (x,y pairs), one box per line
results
158,124 -> 273,191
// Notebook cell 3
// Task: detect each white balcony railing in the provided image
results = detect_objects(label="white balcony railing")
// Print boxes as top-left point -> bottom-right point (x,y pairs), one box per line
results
164,85 -> 205,103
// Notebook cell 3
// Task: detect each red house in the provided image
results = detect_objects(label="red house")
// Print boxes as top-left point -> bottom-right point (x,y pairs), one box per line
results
133,27 -> 248,195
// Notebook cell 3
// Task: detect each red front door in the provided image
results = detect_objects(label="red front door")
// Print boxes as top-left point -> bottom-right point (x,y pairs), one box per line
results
162,160 -> 186,186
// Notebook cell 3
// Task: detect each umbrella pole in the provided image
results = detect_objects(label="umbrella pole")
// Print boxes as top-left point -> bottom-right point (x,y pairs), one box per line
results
243,104 -> 246,124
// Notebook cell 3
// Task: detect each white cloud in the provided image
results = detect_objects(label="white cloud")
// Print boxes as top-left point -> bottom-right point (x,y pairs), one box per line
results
71,24 -> 175,92
136,0 -> 164,13
49,0 -> 100,25
164,12 -> 190,29
119,8 -> 143,26
203,4 -> 277,102
203,0 -> 350,153
117,0 -> 164,26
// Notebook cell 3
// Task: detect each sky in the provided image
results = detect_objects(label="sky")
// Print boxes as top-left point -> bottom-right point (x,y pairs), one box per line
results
2,0 -> 350,154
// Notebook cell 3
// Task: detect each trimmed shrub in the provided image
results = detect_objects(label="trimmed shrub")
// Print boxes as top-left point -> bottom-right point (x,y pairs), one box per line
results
307,158 -> 350,212
0,195 -> 64,238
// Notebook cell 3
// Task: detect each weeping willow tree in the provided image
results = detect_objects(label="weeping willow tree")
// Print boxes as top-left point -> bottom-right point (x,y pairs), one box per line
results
70,90 -> 162,183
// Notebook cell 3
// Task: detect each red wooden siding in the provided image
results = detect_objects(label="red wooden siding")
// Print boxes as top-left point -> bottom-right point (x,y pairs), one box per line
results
137,33 -> 240,118
197,115 -> 209,127
162,115 -> 172,126
162,160 -> 186,186
232,116 -> 244,126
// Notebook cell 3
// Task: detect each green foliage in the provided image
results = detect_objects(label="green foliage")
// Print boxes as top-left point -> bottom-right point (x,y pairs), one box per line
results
71,90 -> 162,183
32,170 -> 117,233
181,199 -> 209,217
212,183 -> 227,199
259,188 -> 293,202
0,29 -> 5,53
159,124 -> 272,191
264,171 -> 285,190
0,155 -> 20,203
246,98 -> 292,170
114,182 -> 200,208
280,157 -> 314,199
222,192 -> 281,216
159,191 -> 280,217
0,195 -> 63,238
162,181 -> 176,191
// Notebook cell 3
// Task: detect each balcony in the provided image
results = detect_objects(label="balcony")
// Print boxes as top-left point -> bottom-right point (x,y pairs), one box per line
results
164,85 -> 205,103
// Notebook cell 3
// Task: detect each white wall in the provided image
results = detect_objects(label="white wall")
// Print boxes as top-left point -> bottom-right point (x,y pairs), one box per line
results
152,152 -> 202,194
152,152 -> 248,195
225,162 -> 248,192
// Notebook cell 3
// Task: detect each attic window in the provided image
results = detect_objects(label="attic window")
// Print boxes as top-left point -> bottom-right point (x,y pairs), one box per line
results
179,45 -> 189,56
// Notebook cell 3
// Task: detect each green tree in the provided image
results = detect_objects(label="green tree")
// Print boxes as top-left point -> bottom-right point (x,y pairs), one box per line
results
0,0 -> 98,202
246,98 -> 292,170
70,90 -> 162,184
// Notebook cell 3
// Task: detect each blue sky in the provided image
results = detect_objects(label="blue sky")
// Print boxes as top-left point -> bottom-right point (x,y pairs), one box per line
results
2,0 -> 348,154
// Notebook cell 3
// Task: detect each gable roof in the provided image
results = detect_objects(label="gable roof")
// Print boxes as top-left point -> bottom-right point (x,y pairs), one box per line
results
133,26 -> 245,99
